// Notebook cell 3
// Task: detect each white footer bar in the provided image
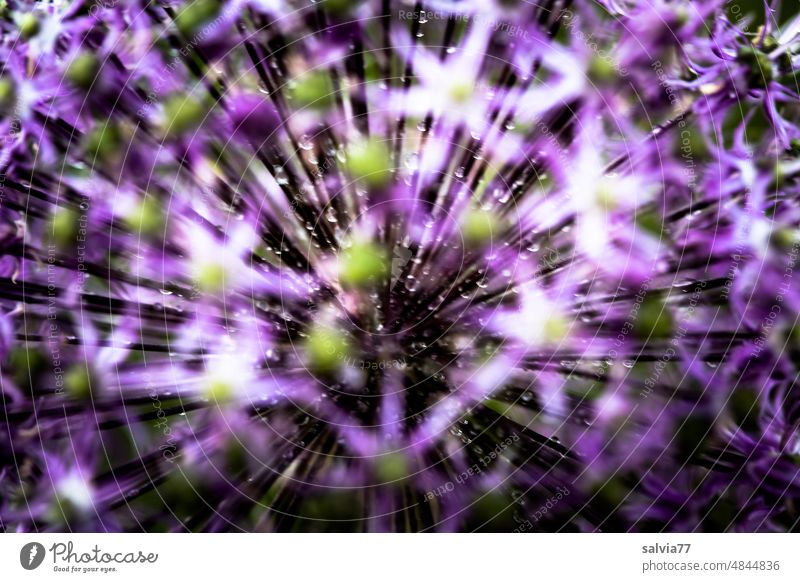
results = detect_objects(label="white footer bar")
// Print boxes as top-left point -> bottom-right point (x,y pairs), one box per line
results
0,533 -> 796,581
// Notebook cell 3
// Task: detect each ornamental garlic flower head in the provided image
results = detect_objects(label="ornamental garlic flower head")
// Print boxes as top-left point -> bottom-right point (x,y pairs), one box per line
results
1,0 -> 800,533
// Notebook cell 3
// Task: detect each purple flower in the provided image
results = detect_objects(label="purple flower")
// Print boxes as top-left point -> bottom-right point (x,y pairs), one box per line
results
1,0 -> 799,533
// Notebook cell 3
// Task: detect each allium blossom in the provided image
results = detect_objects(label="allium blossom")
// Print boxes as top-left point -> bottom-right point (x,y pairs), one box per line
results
1,0 -> 800,532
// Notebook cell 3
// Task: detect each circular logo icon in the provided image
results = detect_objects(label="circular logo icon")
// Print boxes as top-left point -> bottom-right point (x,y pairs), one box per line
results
20,542 -> 46,570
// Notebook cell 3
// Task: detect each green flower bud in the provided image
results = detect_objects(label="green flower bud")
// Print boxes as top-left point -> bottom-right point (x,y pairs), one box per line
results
18,12 -> 39,39
345,139 -> 392,188
594,176 -> 621,210
761,33 -> 779,53
64,365 -> 94,399
636,211 -> 665,237
205,377 -> 235,403
174,0 -> 221,37
124,195 -> 166,239
321,0 -> 351,15
375,452 -> 409,483
84,123 -> 122,163
673,6 -> 689,27
304,325 -> 351,374
66,53 -> 100,89
162,94 -> 207,136
770,227 -> 799,250
9,347 -> 46,389
772,161 -> 790,189
50,208 -> 80,249
461,207 -> 500,247
0,78 -> 16,112
338,240 -> 389,287
758,30 -> 791,74
633,296 -> 674,340
449,80 -> 474,104
194,261 -> 227,294
542,312 -> 570,343
289,71 -> 336,110
588,55 -> 618,84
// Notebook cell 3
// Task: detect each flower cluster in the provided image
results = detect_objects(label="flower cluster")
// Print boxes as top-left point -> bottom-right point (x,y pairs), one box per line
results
1,0 -> 800,532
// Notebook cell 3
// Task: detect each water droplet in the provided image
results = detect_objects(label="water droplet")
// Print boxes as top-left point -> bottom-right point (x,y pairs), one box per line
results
299,135 -> 313,150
